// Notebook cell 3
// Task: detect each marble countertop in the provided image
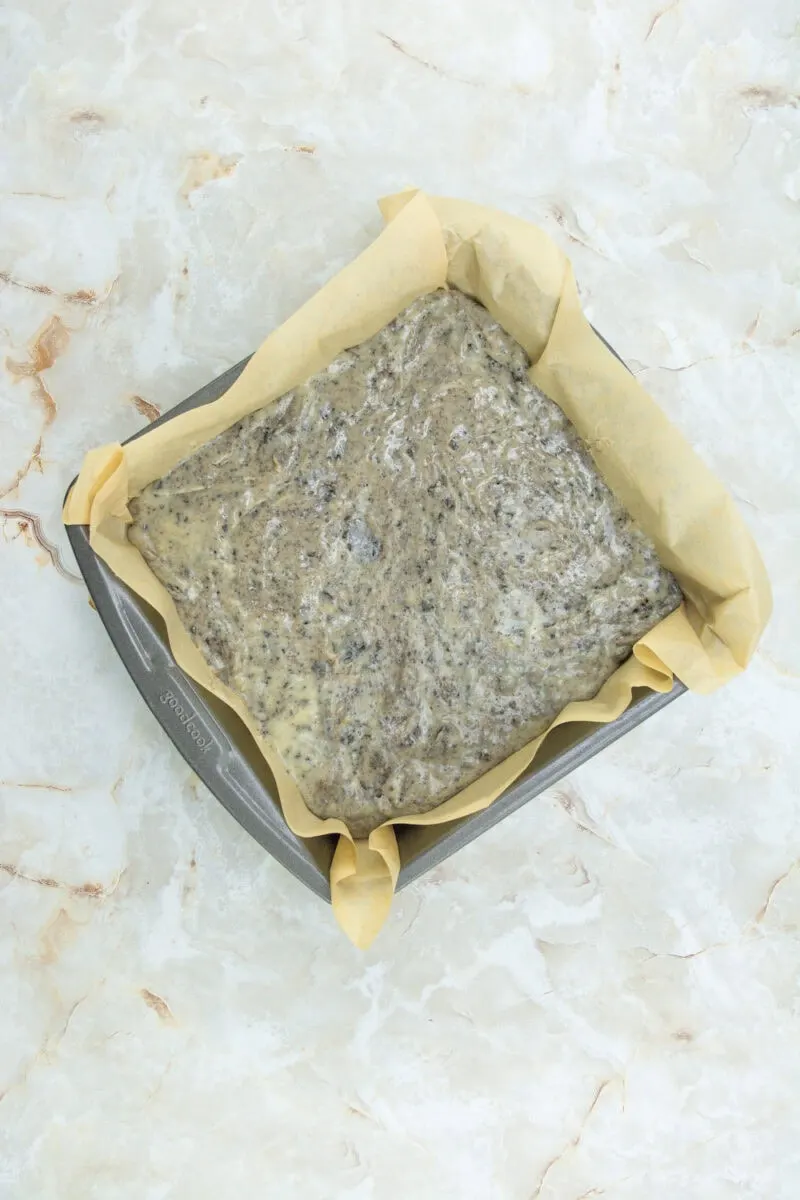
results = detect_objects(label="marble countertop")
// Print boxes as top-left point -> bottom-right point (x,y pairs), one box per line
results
2,2 -> 799,1197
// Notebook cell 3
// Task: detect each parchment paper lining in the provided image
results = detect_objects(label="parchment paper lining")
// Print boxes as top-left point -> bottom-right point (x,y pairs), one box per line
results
64,191 -> 771,947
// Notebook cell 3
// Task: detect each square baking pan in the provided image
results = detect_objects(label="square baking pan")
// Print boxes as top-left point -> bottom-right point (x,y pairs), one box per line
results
65,349 -> 685,901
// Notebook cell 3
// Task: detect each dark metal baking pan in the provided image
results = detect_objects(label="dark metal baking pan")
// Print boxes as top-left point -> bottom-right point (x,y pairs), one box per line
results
65,351 -> 685,901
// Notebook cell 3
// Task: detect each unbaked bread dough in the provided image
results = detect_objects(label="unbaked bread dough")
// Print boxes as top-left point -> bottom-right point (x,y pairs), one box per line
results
129,290 -> 681,836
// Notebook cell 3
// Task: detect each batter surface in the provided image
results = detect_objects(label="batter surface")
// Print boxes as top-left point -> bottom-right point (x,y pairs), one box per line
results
129,290 -> 681,837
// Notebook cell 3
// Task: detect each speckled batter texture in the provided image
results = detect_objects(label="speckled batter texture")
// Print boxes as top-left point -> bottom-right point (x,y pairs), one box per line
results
129,290 -> 682,837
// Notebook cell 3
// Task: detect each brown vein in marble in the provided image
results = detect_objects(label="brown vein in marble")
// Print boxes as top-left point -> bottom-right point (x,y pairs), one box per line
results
663,945 -> 723,960
745,318 -> 800,352
147,1058 -> 176,1103
0,995 -> 88,1106
607,56 -> 621,102
140,988 -> 176,1024
4,316 -> 68,482
645,0 -> 681,41
0,436 -> 43,501
7,313 -> 70,380
346,1101 -> 379,1123
65,288 -> 98,305
636,329 -> 799,375
346,1092 -> 382,1126
70,109 -> 105,126
529,1079 -> 614,1198
0,271 -> 53,297
400,895 -> 424,939
641,941 -> 731,961
0,272 -> 101,305
378,31 -> 479,87
130,394 -> 161,422
0,861 -> 122,899
553,786 -> 620,850
0,508 -> 83,584
549,203 -> 609,260
47,996 -> 86,1055
732,122 -> 754,164
754,861 -> 799,924
38,907 -> 81,965
634,348 -> 754,375
31,376 -> 57,423
286,143 -> 316,156
743,310 -> 762,342
5,190 -> 67,200
740,85 -> 800,110
0,780 -> 73,792
181,850 -> 198,907
180,151 -> 241,200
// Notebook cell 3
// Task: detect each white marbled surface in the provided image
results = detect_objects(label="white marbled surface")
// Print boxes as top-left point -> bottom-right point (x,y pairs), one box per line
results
2,2 -> 800,1197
